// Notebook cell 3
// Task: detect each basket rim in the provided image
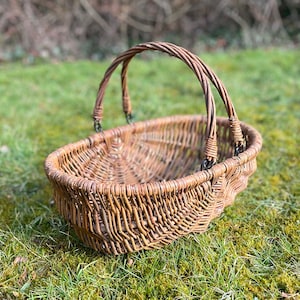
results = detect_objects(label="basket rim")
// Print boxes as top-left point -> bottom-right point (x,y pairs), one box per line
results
44,115 -> 262,196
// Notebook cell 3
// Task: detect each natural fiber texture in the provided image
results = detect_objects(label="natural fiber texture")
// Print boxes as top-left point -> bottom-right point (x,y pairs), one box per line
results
45,42 -> 262,255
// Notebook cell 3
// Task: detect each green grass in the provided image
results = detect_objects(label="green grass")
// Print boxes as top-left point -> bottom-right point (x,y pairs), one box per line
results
0,48 -> 299,299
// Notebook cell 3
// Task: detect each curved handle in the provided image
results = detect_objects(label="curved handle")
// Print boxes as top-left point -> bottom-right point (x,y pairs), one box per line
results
93,42 -> 243,167
119,42 -> 245,152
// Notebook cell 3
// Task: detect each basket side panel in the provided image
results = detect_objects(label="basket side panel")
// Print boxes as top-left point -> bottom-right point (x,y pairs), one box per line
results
66,180 -> 219,255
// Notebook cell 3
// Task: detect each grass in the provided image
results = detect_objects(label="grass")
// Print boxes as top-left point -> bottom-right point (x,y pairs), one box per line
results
0,47 -> 299,299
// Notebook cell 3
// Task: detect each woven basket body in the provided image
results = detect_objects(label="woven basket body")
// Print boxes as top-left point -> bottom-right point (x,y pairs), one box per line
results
45,42 -> 262,255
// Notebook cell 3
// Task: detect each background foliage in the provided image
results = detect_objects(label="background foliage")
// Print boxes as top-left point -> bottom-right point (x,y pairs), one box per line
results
0,0 -> 300,61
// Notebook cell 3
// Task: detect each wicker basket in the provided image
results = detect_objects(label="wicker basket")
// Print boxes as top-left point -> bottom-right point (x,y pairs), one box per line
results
45,42 -> 262,255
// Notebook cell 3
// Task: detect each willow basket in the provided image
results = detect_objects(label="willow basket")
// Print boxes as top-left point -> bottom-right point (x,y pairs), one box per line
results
45,42 -> 262,255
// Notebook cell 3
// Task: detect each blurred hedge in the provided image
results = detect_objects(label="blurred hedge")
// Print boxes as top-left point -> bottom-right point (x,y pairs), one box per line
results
0,0 -> 299,61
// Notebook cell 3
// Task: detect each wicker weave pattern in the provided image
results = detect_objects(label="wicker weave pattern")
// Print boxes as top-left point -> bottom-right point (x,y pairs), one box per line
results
45,42 -> 262,255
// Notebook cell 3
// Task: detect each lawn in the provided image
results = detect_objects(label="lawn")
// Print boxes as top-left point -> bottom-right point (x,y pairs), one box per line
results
0,47 -> 299,299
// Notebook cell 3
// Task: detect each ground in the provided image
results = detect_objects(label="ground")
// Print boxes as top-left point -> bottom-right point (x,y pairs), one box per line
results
0,48 -> 299,299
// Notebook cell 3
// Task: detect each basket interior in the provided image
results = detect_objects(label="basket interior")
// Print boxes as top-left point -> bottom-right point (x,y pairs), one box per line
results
56,116 -> 235,184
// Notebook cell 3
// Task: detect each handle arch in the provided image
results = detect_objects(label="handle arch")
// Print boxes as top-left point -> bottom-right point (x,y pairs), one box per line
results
118,42 -> 245,150
93,42 -> 244,167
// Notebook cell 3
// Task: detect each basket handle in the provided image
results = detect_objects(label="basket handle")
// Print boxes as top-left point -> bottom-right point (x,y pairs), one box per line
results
118,42 -> 245,156
93,42 -> 244,168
